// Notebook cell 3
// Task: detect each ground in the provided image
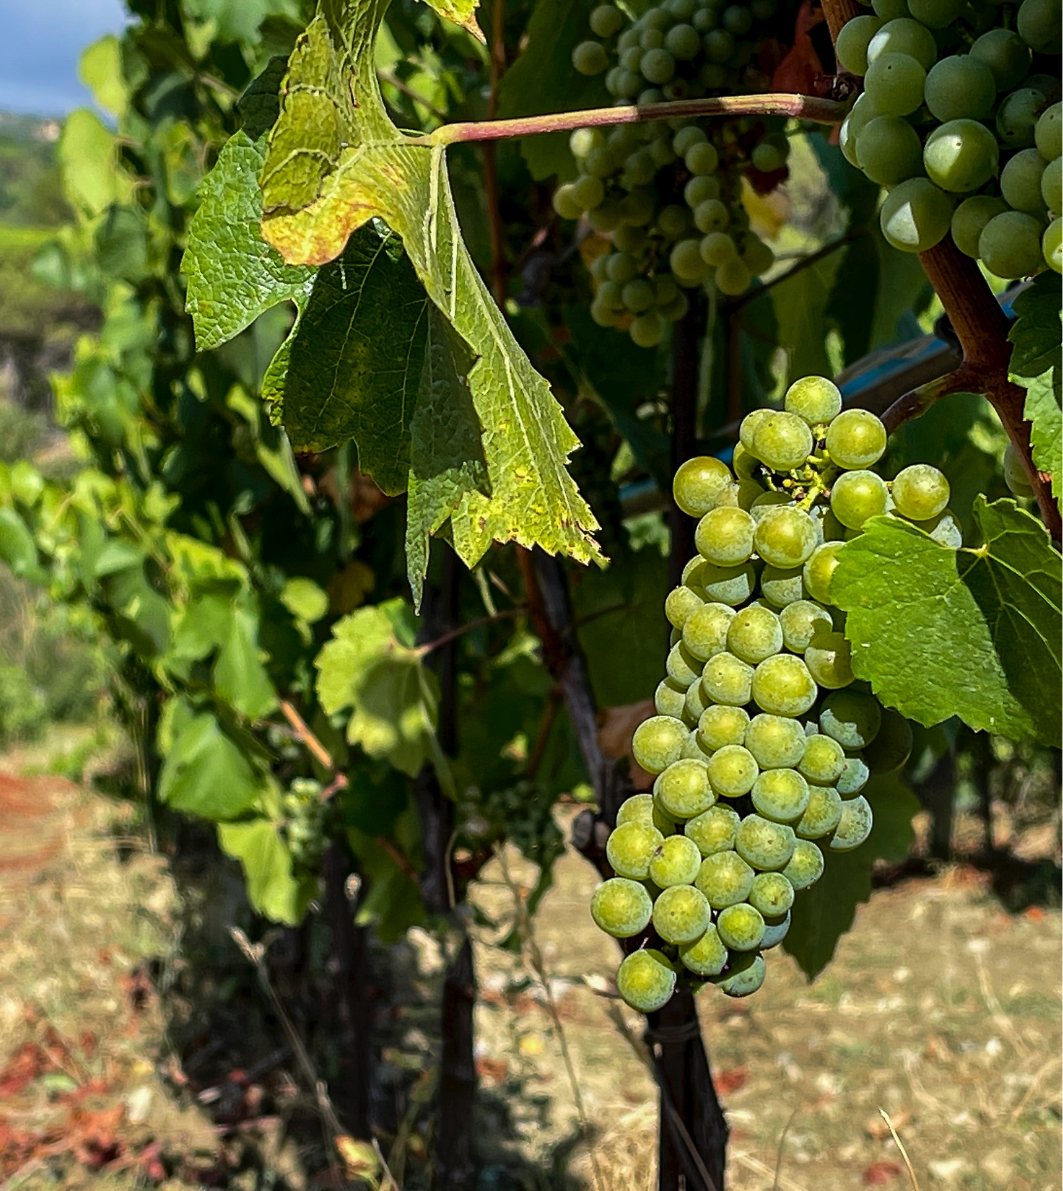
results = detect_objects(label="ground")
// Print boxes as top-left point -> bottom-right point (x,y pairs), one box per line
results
0,730 -> 1059,1191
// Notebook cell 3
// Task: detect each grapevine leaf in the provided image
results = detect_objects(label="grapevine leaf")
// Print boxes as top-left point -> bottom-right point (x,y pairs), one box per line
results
0,508 -> 45,583
58,110 -> 125,216
258,0 -> 602,572
1009,273 -> 1062,385
1023,370 -> 1062,504
784,775 -> 920,980
158,712 -> 266,819
496,0 -> 608,181
405,307 -> 487,609
217,817 -> 316,924
315,599 -> 439,776
418,0 -> 485,40
183,130 -> 314,352
770,249 -> 845,385
282,220 -> 429,487
347,805 -> 426,942
831,499 -> 1063,748
238,56 -> 289,139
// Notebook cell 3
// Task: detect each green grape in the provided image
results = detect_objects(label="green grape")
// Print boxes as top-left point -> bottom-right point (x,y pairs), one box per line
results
680,731 -> 715,763
970,30 -> 1031,93
880,177 -> 954,252
794,783 -> 843,839
665,22 -> 702,57
819,689 -> 882,749
799,732 -> 847,785
590,4 -> 625,36
607,820 -> 665,878
698,704 -> 749,751
590,299 -> 620,328
665,583 -> 705,629
695,507 -> 756,566
656,678 -> 689,718
706,743 -> 759,796
684,679 -> 711,724
672,456 -> 734,517
867,18 -> 937,70
713,950 -> 766,997
685,803 -> 741,856
829,794 -> 874,851
694,199 -> 731,235
695,849 -> 756,907
667,642 -> 703,688
641,7 -> 671,29
617,948 -> 677,1012
693,6 -> 718,31
751,654 -> 818,717
840,94 -> 881,167
754,507 -> 819,571
862,707 -> 913,774
805,630 -> 855,689
621,188 -> 657,226
760,910 -> 791,949
674,125 -> 707,155
751,141 -> 785,172
1017,0 -> 1061,54
723,3 -> 753,32
621,278 -> 656,313
649,833 -> 704,885
1002,149 -> 1048,213
573,40 -> 609,74
782,838 -> 825,889
630,312 -> 664,348
996,89 -> 1042,150
686,142 -> 721,176
654,759 -> 716,819
924,120 -> 999,193
640,25 -> 666,48
607,253 -> 639,284
727,604 -> 783,665
864,52 -> 926,116
589,202 -> 627,232
553,184 -> 584,220
633,715 -> 690,774
836,754 -> 870,796
685,176 -> 722,209
826,408 -> 887,469
653,883 -> 712,944
679,923 -> 729,975
1036,103 -> 1062,161
759,565 -> 805,608
751,767 -> 811,823
739,407 -> 772,454
572,174 -> 606,210
951,195 -> 1009,258
979,211 -> 1046,278
700,231 -> 738,266
891,464 -> 950,521
779,598 -> 833,653
569,128 -> 601,159
745,713 -> 807,769
924,55 -> 996,122
655,204 -> 689,239
683,601 -> 736,661
802,543 -> 844,604
784,376 -> 842,426
717,902 -> 765,950
700,561 -> 758,606
622,45 -> 645,70
704,28 -> 735,62
591,877 -> 654,936
1043,158 -> 1062,213
716,259 -> 752,296
872,0 -> 909,18
654,274 -> 680,306
907,0 -> 961,25
735,813 -> 796,870
641,47 -> 676,84
742,236 -> 775,277
749,870 -> 795,917
670,237 -> 710,284
617,793 -> 657,826
1044,219 -> 1062,274
751,411 -> 814,471
857,115 -> 923,186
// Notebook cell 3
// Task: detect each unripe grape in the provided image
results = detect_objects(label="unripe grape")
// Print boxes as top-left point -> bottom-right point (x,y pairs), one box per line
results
799,731 -> 847,784
840,93 -> 880,167
1017,0 -> 1061,54
735,813 -> 796,870
880,177 -> 954,252
1036,103 -> 1062,162
1001,149 -> 1048,214
641,47 -> 676,84
589,202 -> 626,232
617,948 -> 677,1011
784,376 -> 842,426
696,506 -> 756,566
908,0 -> 962,25
698,703 -> 749,751
656,678 -> 689,718
670,237 -> 710,284
802,542 -> 844,604
703,29 -> 735,62
706,743 -> 759,797
996,88 -> 1042,150
751,654 -> 818,717
573,40 -> 609,74
713,951 -> 766,997
693,6 -> 718,31
751,767 -> 811,823
864,52 -> 926,116
751,411 -> 814,471
754,506 -> 819,570
779,597 -> 833,653
829,794 -> 874,851
630,311 -> 664,348
591,877 -> 654,936
673,125 -> 707,156
641,6 -> 672,29
699,560 -> 758,606
683,601 -> 736,660
867,18 -> 937,70
617,793 -> 657,827
742,236 -> 775,277
679,923 -> 729,975
653,883 -> 712,944
819,689 -> 882,749
686,142 -> 721,176
685,803 -> 741,856
672,455 -> 734,517
826,408 -> 887,469
727,604 -> 784,664
665,22 -> 702,58
649,832 -> 705,885
923,120 -> 999,193
667,641 -> 703,688
831,469 -> 888,530
717,901 -> 765,950
685,176 -> 721,209
759,565 -> 805,608
715,258 -> 752,296
1042,158 -> 1062,213
795,783 -> 844,838
891,463 -> 950,521
862,707 -> 913,774
924,55 -> 996,122
836,753 -> 870,797
665,583 -> 705,629
751,141 -> 785,172
694,199 -> 730,236
951,195 -> 1008,258
749,870 -> 795,917
703,652 -> 755,706
621,187 -> 657,226
1044,219 -> 1062,273
621,278 -> 656,313
837,14 -> 884,74
745,713 -> 807,769
633,715 -> 690,773
970,29 -> 1031,92
782,838 -> 825,889
857,115 -> 923,186
695,849 -> 755,907
552,184 -> 583,220
590,3 -> 625,36
654,759 -> 716,820
805,630 -> 855,689
979,211 -> 1046,278
760,909 -> 791,949
640,28 -> 666,50
572,174 -> 606,210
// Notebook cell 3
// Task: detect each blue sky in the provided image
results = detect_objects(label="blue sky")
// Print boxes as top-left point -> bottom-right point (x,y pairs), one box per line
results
0,0 -> 130,116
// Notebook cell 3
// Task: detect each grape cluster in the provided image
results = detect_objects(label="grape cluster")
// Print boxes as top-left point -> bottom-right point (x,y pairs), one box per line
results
559,0 -> 792,346
283,777 -> 328,871
592,376 -> 932,1011
835,0 -> 1061,276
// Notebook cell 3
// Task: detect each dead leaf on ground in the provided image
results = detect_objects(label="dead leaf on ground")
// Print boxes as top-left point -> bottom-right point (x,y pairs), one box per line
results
863,1159 -> 903,1184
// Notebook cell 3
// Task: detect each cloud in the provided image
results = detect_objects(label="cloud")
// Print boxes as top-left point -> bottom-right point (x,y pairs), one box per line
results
0,0 -> 130,116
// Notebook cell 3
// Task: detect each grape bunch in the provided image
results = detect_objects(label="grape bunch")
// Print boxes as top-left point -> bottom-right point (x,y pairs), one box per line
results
557,0 -> 794,346
591,375 -> 932,1011
283,777 -> 329,871
835,0 -> 1061,276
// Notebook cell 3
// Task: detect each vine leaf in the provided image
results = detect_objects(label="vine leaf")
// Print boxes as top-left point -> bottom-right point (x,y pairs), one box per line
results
158,712 -> 267,819
315,599 -> 440,776
258,0 -> 602,576
784,775 -> 919,980
831,499 -> 1062,748
420,0 -> 485,40
218,817 -> 317,924
1008,273 -> 1062,388
1024,371 -> 1062,505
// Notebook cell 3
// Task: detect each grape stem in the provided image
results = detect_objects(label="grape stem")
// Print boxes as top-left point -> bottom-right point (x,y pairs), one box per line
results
418,93 -> 850,146
880,366 -> 983,435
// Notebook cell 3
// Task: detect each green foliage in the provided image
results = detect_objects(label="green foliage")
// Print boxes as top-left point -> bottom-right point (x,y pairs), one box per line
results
219,816 -> 317,924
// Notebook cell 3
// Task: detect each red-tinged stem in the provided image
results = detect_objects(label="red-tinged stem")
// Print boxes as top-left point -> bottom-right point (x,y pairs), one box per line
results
422,93 -> 849,146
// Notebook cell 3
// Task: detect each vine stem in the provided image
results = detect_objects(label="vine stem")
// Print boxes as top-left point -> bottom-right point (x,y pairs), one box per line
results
421,93 -> 849,146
